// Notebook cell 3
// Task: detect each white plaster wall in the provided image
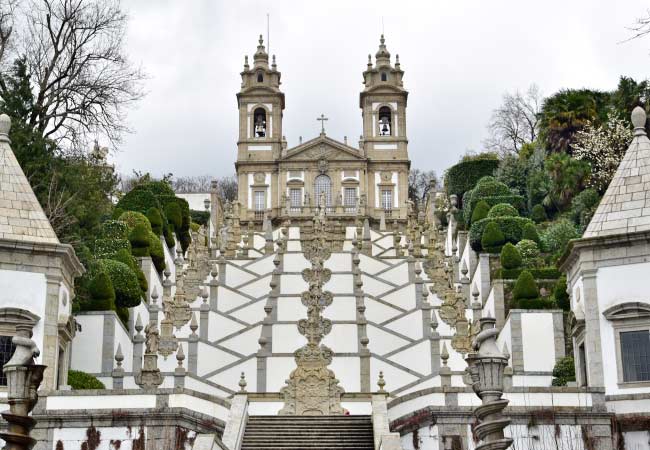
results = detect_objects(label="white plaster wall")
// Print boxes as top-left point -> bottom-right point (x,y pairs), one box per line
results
283,253 -> 310,272
521,312 -> 556,372
497,316 -> 512,360
71,315 -> 104,373
168,393 -> 230,421
322,324 -> 358,353
272,325 -> 306,353
52,426 -> 148,450
322,296 -> 356,321
280,274 -> 308,294
325,253 -> 351,272
400,425 -> 439,450
113,317 -> 134,372
276,297 -> 306,321
329,357 -> 360,391
266,357 -> 295,392
0,270 -> 46,363
248,401 -> 284,415
597,262 -> 650,395
325,274 -> 353,294
606,398 -> 650,414
47,394 -> 157,410
482,287 -> 496,318
387,392 -> 446,421
622,431 -> 650,449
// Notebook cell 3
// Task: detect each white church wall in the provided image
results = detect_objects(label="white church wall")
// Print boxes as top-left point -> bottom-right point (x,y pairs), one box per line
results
266,357 -> 295,392
497,317 -> 512,361
279,274 -> 308,294
272,325 -> 306,353
276,296 -> 306,321
521,312 -> 556,373
0,269 -> 46,363
283,253 -> 310,272
325,253 -> 351,272
483,287 -> 496,318
622,431 -> 650,449
71,314 -> 105,373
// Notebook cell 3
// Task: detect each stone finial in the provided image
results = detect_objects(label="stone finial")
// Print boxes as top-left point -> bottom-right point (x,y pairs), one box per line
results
472,283 -> 480,302
115,344 -> 124,369
0,113 -> 11,137
190,312 -> 198,335
461,260 -> 468,277
441,342 -> 449,366
176,344 -> 185,367
211,264 -> 219,279
200,287 -> 209,304
135,313 -> 144,335
151,286 -> 159,305
377,371 -> 386,393
239,372 -> 247,393
632,105 -> 647,132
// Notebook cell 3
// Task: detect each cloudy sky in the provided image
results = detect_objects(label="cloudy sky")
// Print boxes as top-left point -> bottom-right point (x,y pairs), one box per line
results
115,0 -> 650,180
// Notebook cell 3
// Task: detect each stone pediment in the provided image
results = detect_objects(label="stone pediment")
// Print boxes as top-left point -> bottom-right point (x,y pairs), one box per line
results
281,136 -> 366,162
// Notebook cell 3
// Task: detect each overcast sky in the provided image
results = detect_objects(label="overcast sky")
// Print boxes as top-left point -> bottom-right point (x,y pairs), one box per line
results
115,0 -> 650,180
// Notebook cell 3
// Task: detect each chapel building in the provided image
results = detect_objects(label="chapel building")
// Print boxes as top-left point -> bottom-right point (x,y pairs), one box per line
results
235,35 -> 410,226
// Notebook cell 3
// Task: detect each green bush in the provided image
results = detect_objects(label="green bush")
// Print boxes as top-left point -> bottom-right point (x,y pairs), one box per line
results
95,259 -> 142,308
165,202 -> 182,230
469,216 -> 535,251
471,200 -> 491,224
516,239 -> 541,268
522,222 -> 541,244
163,226 -> 175,248
116,185 -> 161,215
512,270 -> 538,300
111,208 -> 124,220
554,276 -> 570,311
119,211 -> 152,232
530,204 -> 548,223
129,223 -> 151,257
111,248 -> 148,295
86,271 -> 116,311
541,219 -> 579,259
465,194 -> 526,225
67,370 -> 105,390
179,229 -> 192,253
140,180 -> 175,198
500,243 -> 522,269
100,220 -> 129,240
147,207 -> 163,236
494,267 -> 561,280
149,231 -> 166,273
516,298 -> 556,310
191,209 -> 210,226
116,306 -> 129,327
444,157 -> 499,204
481,221 -> 505,252
93,237 -> 131,259
488,203 -> 519,218
551,357 -> 576,386
570,189 -> 601,232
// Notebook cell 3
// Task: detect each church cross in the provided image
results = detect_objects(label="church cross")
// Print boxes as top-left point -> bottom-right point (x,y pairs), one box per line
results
317,114 -> 328,134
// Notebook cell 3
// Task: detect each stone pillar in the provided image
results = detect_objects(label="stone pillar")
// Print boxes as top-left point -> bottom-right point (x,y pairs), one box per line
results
440,343 -> 451,387
353,248 -> 371,392
174,344 -> 186,388
42,274 -> 62,390
112,344 -> 125,389
188,313 -> 199,374
429,311 -> 441,375
200,288 -> 210,338
148,287 -> 160,325
509,312 -> 524,373
132,313 -> 145,375
218,255 -> 227,284
362,218 -> 372,255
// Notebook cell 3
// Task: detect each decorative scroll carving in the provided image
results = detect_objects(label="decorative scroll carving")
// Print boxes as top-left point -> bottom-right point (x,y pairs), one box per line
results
280,212 -> 344,415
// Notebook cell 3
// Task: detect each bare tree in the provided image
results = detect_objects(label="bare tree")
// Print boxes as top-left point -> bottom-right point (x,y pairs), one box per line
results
215,175 -> 238,202
0,0 -> 145,148
483,84 -> 542,155
626,9 -> 650,41
408,169 -> 437,206
0,0 -> 18,68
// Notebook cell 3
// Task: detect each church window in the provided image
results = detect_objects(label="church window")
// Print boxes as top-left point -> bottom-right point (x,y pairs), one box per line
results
378,106 -> 392,136
620,330 -> 650,383
381,189 -> 393,214
257,72 -> 264,83
253,108 -> 267,138
344,187 -> 357,213
290,188 -> 302,212
0,335 -> 15,386
314,175 -> 332,211
381,72 -> 387,82
254,190 -> 266,211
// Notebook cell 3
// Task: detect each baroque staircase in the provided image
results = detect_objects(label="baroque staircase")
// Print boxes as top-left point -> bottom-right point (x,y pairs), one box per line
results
241,415 -> 375,450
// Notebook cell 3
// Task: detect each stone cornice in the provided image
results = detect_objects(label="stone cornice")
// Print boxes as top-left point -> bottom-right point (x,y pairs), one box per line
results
0,238 -> 85,280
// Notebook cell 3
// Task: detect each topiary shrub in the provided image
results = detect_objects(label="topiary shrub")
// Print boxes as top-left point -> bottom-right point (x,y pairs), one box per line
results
500,243 -> 522,269
494,267 -> 561,280
488,203 -> 519,218
163,226 -> 175,248
516,298 -> 556,309
67,370 -> 105,390
116,306 -> 129,327
95,259 -> 142,308
554,275 -> 570,311
179,229 -> 192,253
481,221 -> 505,252
147,207 -> 163,236
140,180 -> 175,198
111,248 -> 148,296
118,211 -> 152,232
515,239 -> 541,268
115,185 -> 162,216
541,219 -> 579,259
471,200 -> 491,224
165,202 -> 182,231
551,357 -> 576,386
149,231 -> 166,273
100,220 -> 129,240
191,209 -> 210,226
93,237 -> 131,259
129,223 -> 151,257
512,270 -> 538,301
530,204 -> 548,223
444,157 -> 500,204
190,222 -> 200,232
522,222 -> 541,244
86,271 -> 116,311
112,208 -> 124,220
469,216 -> 535,251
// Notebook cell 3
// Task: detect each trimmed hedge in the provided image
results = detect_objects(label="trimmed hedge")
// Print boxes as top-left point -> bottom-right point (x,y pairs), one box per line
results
129,224 -> 151,257
116,185 -> 161,216
163,226 -> 175,248
191,209 -> 210,226
95,259 -> 142,308
93,237 -> 130,259
469,216 -> 535,251
165,202 -> 182,230
149,231 -> 166,273
552,357 -> 576,386
140,180 -> 175,198
522,222 -> 541,244
100,220 -> 129,240
86,271 -> 116,311
494,267 -> 562,280
147,207 -> 163,236
515,239 -> 541,268
118,211 -> 152,232
514,298 -> 556,310
111,248 -> 147,295
445,158 -> 499,203
465,194 -> 525,225
471,200 -> 490,224
68,370 -> 105,390
512,270 -> 539,300
530,204 -> 548,223
481,221 -> 505,251
500,243 -> 522,269
488,203 -> 519,218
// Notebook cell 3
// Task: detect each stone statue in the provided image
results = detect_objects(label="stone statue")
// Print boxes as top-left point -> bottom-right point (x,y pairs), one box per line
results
144,323 -> 160,354
6,328 -> 40,366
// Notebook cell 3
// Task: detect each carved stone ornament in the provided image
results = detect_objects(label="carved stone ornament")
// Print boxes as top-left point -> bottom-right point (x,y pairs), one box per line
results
380,171 -> 392,183
318,157 -> 329,174
254,172 -> 266,184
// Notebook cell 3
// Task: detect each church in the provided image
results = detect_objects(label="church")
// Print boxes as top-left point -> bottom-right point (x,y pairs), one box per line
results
235,35 -> 410,226
0,35 -> 648,450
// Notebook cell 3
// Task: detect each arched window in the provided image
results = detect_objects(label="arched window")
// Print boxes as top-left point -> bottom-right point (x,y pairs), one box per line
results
381,72 -> 387,82
314,175 -> 332,210
253,108 -> 267,138
378,106 -> 392,136
257,72 -> 264,83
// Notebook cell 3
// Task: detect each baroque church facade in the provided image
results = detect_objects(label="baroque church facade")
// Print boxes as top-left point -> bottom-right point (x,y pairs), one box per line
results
236,36 -> 410,225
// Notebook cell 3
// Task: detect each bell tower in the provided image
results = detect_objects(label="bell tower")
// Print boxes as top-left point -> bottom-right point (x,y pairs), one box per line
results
236,35 -> 285,161
360,35 -> 409,161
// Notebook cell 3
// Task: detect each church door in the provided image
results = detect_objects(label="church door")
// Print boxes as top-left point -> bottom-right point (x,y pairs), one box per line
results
314,175 -> 332,212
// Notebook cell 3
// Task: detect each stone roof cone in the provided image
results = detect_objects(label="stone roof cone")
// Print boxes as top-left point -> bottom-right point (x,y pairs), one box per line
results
0,114 -> 59,243
583,106 -> 650,238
